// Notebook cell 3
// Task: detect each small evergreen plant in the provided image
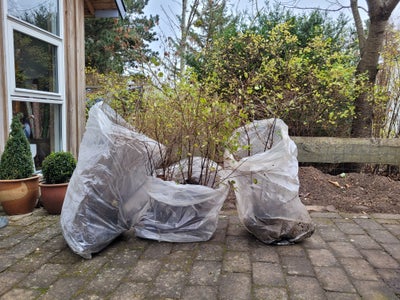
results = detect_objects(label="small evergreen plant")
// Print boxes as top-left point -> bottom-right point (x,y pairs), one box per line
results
0,113 -> 34,180
41,151 -> 76,184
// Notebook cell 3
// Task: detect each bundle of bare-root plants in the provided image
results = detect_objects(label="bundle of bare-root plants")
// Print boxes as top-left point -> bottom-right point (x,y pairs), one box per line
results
105,72 -> 314,244
63,70 -> 315,259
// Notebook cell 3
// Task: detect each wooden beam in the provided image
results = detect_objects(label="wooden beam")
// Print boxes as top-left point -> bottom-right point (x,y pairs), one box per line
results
65,0 -> 86,156
0,0 -> 8,152
84,0 -> 95,16
292,137 -> 400,165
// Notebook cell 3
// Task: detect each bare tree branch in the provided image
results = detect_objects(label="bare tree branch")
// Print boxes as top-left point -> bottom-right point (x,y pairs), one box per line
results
351,0 -> 366,54
280,0 -> 367,13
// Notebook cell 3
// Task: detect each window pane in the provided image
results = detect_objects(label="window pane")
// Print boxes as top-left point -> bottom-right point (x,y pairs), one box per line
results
8,0 -> 59,35
14,30 -> 58,93
12,101 -> 61,170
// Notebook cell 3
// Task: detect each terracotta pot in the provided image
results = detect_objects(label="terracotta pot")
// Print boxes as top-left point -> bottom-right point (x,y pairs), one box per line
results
39,182 -> 68,214
0,175 -> 40,215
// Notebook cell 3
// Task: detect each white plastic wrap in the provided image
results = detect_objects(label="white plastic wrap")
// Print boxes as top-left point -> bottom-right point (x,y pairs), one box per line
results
224,119 -> 315,244
61,103 -> 163,259
61,103 -> 228,257
135,157 -> 229,242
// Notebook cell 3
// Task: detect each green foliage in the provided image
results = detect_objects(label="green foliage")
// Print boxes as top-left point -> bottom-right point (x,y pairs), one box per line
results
184,1 -> 239,77
132,70 -> 244,184
85,67 -> 145,119
85,0 -> 159,74
93,68 -> 244,185
163,0 -> 237,78
202,22 -> 367,137
41,152 -> 77,184
191,0 -> 233,50
181,4 -> 366,137
0,114 -> 34,180
246,4 -> 352,52
372,25 -> 400,138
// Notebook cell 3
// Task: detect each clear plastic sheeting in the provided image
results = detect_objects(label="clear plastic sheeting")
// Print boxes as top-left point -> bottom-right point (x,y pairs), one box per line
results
135,158 -> 229,242
157,157 -> 222,187
224,119 -> 315,244
61,103 -> 313,258
60,103 -> 163,259
60,103 -> 228,258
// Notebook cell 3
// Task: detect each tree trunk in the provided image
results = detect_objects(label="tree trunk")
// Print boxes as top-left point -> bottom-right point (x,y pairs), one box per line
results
179,0 -> 199,74
179,0 -> 188,74
350,0 -> 399,138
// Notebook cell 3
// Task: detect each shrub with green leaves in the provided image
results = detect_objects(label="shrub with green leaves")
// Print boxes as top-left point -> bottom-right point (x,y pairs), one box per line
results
373,25 -> 400,138
41,152 -> 77,184
85,67 -> 245,186
0,113 -> 34,180
85,67 -> 144,120
133,70 -> 244,185
202,23 -> 367,137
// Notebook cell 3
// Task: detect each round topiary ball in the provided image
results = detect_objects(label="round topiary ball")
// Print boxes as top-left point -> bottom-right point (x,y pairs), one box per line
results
41,151 -> 77,184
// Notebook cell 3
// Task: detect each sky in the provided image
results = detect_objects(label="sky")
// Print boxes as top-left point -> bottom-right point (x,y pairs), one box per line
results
143,0 -> 400,53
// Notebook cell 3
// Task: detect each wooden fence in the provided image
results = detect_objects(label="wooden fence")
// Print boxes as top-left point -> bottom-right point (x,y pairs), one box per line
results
291,137 -> 400,165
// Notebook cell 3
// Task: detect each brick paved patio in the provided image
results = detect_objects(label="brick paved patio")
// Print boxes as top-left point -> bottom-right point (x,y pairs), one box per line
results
0,208 -> 399,299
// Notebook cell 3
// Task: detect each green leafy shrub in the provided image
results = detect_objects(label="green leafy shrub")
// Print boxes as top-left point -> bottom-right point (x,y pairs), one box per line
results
0,113 -> 34,179
133,70 -> 244,185
85,67 -> 245,187
373,25 -> 400,138
202,23 -> 367,137
85,67 -> 144,119
41,152 -> 77,184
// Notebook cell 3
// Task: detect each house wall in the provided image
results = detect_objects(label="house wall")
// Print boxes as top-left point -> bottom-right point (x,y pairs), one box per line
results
0,0 -> 87,157
64,0 -> 87,157
0,0 -> 8,152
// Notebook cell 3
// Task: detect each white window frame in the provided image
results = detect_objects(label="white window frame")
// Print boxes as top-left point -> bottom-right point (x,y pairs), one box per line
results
4,0 -> 66,151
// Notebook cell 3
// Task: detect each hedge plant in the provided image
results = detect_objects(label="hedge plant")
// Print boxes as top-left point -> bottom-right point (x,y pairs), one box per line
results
0,113 -> 34,180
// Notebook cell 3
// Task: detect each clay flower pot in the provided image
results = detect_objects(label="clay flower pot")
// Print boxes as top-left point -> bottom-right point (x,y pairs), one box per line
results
0,175 -> 40,215
39,182 -> 69,214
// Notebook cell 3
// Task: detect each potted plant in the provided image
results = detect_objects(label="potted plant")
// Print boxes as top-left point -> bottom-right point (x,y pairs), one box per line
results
0,113 -> 39,215
39,151 -> 76,214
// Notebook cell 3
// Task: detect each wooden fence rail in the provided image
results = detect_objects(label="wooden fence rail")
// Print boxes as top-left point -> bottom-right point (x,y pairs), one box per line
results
291,137 -> 400,165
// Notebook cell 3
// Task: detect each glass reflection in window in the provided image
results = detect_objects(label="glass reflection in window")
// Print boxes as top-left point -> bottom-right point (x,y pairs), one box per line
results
14,30 -> 58,93
12,101 -> 61,170
8,0 -> 59,35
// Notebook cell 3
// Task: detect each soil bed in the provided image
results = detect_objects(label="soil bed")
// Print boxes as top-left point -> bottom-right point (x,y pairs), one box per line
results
299,166 -> 400,214
223,166 -> 400,214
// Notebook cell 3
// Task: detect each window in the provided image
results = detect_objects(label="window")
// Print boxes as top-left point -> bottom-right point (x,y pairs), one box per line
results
8,0 -> 59,35
12,101 -> 61,167
6,0 -> 65,170
14,30 -> 58,93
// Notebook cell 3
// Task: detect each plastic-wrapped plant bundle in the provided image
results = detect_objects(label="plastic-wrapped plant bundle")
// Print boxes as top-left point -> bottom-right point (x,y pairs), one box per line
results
61,103 -> 164,259
135,157 -> 229,242
224,119 -> 315,244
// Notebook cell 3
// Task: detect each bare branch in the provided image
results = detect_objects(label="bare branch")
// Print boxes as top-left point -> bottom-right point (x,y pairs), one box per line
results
351,0 -> 366,54
280,0 -> 368,13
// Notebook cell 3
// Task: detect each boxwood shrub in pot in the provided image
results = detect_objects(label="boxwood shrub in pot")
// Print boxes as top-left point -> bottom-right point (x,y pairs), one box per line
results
0,113 -> 39,215
39,151 -> 77,214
